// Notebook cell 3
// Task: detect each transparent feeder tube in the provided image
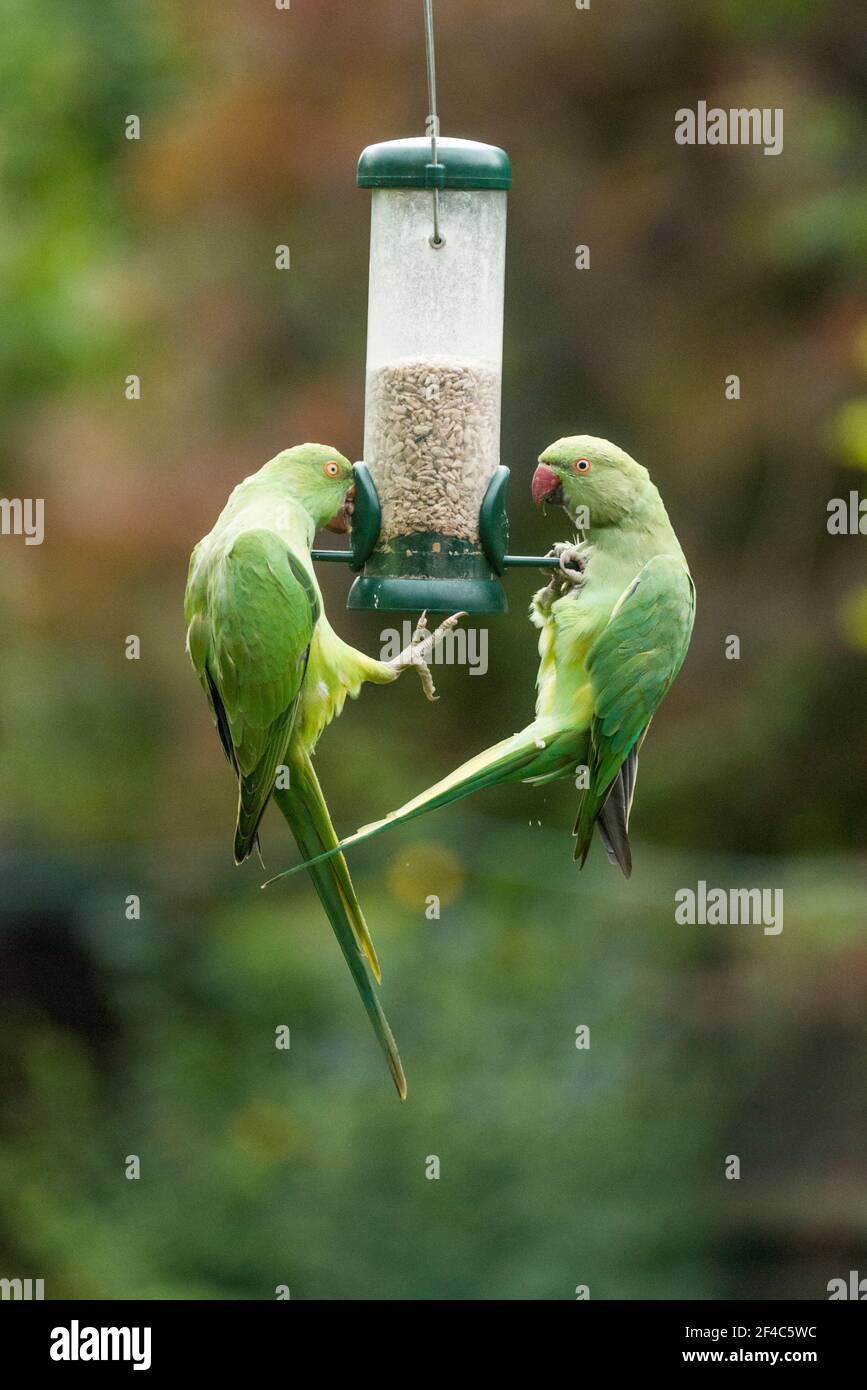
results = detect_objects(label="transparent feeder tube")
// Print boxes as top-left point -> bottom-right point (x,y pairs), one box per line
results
364,188 -> 507,544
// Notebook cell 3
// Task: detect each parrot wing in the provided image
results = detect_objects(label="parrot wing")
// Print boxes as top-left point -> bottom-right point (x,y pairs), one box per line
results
573,553 -> 696,875
188,528 -> 393,1079
187,529 -> 318,864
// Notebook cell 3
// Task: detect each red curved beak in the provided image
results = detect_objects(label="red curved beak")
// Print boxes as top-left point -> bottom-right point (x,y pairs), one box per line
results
532,464 -> 562,507
324,484 -> 356,534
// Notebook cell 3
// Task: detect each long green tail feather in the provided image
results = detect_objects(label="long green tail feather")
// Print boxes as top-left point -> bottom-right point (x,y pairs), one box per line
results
265,727 -> 558,888
273,757 -> 406,1101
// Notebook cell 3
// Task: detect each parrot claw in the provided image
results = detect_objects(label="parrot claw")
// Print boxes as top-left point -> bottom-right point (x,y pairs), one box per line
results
388,610 -> 467,701
551,543 -> 588,584
537,544 -> 589,608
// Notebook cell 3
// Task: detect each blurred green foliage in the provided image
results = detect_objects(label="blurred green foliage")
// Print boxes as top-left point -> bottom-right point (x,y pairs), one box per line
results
1,0 -> 866,1299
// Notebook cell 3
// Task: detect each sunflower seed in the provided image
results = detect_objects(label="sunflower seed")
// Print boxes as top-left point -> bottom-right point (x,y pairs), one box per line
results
364,357 -> 501,543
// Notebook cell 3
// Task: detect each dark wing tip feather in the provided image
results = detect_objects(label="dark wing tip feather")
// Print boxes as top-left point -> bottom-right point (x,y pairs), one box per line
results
596,771 -> 633,878
233,827 -> 263,865
572,755 -> 636,878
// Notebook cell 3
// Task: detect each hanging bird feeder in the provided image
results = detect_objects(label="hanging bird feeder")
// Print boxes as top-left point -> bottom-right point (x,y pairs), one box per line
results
312,0 -> 558,612
347,133 -> 511,614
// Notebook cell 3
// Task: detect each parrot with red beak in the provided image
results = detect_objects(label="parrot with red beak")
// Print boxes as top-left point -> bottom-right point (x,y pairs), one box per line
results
267,435 -> 695,887
185,443 -> 462,1097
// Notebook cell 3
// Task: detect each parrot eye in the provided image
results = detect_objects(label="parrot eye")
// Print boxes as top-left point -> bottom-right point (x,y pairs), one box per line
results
324,461 -> 341,478
573,458 -> 592,473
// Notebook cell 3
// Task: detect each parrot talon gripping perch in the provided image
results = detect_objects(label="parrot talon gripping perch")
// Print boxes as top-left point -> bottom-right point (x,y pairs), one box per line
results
537,543 -> 588,607
554,543 -> 588,584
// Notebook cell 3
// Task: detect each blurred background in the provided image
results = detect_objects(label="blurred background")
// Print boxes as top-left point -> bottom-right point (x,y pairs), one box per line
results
1,0 -> 866,1300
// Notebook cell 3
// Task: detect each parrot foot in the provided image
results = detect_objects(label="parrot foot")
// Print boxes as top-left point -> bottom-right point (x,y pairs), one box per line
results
550,542 -> 588,584
388,610 -> 466,701
537,544 -> 588,608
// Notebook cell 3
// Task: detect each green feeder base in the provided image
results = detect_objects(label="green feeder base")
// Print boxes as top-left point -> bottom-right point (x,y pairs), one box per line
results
348,574 -> 507,614
347,532 -> 508,615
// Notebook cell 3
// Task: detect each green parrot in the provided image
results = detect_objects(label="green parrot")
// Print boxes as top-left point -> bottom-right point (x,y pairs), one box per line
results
185,443 -> 460,1098
266,436 -> 695,884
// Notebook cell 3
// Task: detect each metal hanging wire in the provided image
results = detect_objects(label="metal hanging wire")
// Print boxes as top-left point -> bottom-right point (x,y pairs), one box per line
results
423,0 -> 444,247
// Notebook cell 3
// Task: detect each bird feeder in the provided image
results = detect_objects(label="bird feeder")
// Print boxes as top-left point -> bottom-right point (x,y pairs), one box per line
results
310,2 -> 559,612
346,136 -> 512,614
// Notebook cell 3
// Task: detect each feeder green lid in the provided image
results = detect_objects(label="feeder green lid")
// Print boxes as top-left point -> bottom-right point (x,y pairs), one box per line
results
357,137 -> 512,191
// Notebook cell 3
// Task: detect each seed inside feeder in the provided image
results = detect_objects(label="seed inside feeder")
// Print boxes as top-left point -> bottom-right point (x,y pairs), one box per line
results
364,356 -> 501,543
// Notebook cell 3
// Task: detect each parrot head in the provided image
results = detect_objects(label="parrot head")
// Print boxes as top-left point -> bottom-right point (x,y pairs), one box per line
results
532,435 -> 650,527
268,443 -> 356,532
